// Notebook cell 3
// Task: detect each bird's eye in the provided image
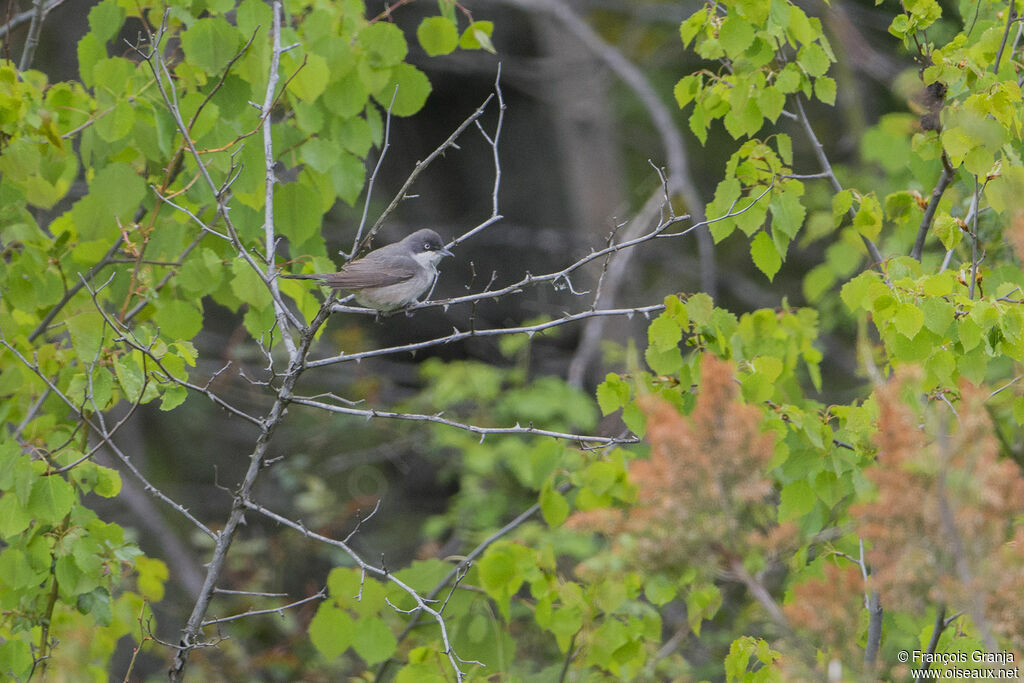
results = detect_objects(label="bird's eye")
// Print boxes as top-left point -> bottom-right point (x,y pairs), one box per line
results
424,242 -> 433,250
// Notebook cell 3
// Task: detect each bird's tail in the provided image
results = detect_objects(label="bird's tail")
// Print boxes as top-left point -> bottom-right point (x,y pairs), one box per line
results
281,273 -> 325,280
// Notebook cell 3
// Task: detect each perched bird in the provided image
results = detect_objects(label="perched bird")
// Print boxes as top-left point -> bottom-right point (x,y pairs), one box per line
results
285,229 -> 453,311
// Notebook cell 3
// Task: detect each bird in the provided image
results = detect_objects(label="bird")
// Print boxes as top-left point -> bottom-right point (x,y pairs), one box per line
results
284,229 -> 453,311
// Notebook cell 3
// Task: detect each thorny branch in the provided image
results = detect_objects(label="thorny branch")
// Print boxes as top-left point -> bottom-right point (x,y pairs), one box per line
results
245,499 -> 483,681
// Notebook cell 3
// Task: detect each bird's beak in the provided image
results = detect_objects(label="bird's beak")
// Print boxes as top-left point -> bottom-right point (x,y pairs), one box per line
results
440,245 -> 454,258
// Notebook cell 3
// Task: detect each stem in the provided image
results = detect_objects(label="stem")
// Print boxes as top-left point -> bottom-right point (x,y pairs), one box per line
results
17,0 -> 46,72
911,154 -> 955,261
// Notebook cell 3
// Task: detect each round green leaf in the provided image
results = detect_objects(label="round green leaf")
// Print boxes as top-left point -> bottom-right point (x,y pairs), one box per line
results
309,604 -> 355,660
352,618 -> 397,665
358,22 -> 408,67
417,17 -> 458,57
181,18 -> 243,76
374,63 -> 432,117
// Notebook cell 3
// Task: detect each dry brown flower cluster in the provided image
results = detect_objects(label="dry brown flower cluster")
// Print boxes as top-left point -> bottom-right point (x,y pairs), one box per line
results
782,562 -> 865,659
568,355 -> 777,575
853,370 -> 1024,645
1006,210 -> 1024,266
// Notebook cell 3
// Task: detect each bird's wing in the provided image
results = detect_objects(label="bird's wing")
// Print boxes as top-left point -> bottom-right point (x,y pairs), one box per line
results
320,251 -> 419,289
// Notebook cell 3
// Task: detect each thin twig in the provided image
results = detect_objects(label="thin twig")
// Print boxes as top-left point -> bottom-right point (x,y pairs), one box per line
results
290,395 -> 638,444
16,0 -> 46,72
201,589 -> 327,627
911,154 -> 956,261
793,96 -> 884,266
245,500 -> 480,681
307,305 -> 666,369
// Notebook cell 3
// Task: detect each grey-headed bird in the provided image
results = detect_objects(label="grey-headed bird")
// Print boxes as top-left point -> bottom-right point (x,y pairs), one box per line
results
285,229 -> 453,311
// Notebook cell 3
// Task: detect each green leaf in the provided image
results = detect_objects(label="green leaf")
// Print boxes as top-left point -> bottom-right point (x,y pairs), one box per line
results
335,115 -> 374,157
770,186 -> 806,239
0,493 -> 33,538
775,133 -> 792,165
839,271 -> 876,311
680,9 -> 710,46
288,52 -> 329,103
540,482 -> 569,527
687,292 -> 714,324
27,475 -> 75,524
645,344 -> 683,376
459,21 -> 495,51
719,15 -> 755,59
0,640 -> 33,681
181,17 -> 242,75
775,63 -> 803,93
622,401 -> 647,437
179,248 -> 224,296
93,465 -> 122,497
852,194 -> 882,240
814,75 -> 836,104
648,313 -> 682,351
933,213 -> 963,250
797,43 -> 831,78
327,151 -> 367,206
374,63 -> 432,117
750,231 -> 783,281
114,354 -> 145,402
757,85 -> 786,123
673,74 -> 701,109
596,374 -> 629,415
275,181 -> 323,245
160,384 -> 188,412
94,99 -> 135,142
0,550 -> 43,589
66,311 -> 105,362
644,574 -> 677,606
352,618 -> 397,665
893,302 -> 925,338
323,70 -> 369,118
921,297 -> 954,336
1013,396 -> 1024,425
358,22 -> 408,67
153,299 -> 203,340
309,604 -> 354,660
706,177 -> 742,242
89,0 -> 126,43
76,162 -> 146,240
417,17 -> 459,56
778,479 -> 815,521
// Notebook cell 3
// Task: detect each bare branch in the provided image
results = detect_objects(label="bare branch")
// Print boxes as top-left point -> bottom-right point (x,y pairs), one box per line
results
244,500 -> 480,681
0,0 -> 64,39
911,154 -> 956,261
793,96 -> 884,266
308,305 -> 666,369
350,86 -> 399,257
994,0 -> 1018,73
358,92 -> 496,253
289,395 -> 637,444
261,5 -> 299,358
29,237 -> 124,342
201,588 -> 327,627
17,0 -> 47,72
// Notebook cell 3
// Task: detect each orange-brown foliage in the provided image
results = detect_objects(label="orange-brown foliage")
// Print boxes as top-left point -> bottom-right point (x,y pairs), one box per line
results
568,355 -> 776,574
1006,211 -> 1024,266
782,563 -> 864,655
854,371 -> 1024,635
